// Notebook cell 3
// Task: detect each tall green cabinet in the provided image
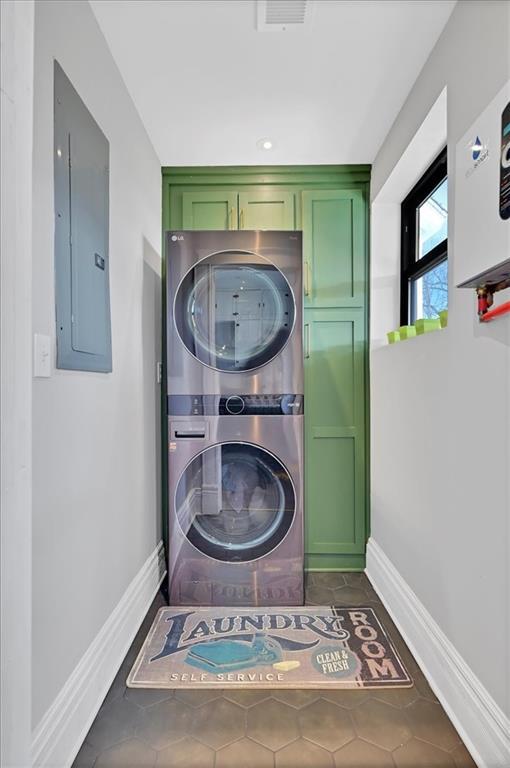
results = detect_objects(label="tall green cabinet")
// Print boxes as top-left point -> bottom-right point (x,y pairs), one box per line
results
163,166 -> 370,570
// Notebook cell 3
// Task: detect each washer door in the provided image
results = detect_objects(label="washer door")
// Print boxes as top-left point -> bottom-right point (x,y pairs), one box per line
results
176,443 -> 295,562
174,251 -> 295,372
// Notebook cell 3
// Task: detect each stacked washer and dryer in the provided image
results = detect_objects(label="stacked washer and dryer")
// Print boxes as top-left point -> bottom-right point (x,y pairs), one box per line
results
166,230 -> 304,606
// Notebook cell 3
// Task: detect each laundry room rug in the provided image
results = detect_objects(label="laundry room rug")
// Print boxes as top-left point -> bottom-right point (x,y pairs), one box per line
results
127,606 -> 412,690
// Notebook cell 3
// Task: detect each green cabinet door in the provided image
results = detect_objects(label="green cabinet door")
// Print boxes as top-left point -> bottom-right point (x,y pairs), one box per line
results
182,191 -> 238,230
238,190 -> 295,230
302,190 -> 366,309
304,309 -> 366,569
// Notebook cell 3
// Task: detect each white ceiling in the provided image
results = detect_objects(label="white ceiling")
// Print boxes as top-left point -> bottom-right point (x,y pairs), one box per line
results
90,0 -> 455,166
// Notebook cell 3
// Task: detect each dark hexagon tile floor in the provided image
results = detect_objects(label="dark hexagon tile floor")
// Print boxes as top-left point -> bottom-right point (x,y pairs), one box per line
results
72,573 -> 476,768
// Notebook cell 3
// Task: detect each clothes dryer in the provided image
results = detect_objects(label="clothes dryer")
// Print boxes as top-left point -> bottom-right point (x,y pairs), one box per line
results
166,231 -> 302,396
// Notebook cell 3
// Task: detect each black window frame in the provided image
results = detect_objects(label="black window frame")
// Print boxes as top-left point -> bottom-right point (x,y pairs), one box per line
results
400,147 -> 448,325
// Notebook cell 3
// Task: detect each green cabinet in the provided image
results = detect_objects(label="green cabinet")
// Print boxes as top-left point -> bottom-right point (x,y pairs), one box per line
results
304,309 -> 366,569
302,189 -> 366,308
239,190 -> 295,230
183,191 -> 238,230
302,189 -> 367,570
181,189 -> 295,231
163,167 -> 370,571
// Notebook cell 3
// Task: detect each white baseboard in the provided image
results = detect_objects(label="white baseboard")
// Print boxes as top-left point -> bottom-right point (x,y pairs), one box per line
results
32,541 -> 166,768
366,538 -> 510,768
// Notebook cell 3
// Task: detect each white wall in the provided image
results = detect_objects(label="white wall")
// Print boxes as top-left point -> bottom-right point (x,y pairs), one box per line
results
1,2 -> 34,765
31,0 -> 162,729
370,0 -> 509,725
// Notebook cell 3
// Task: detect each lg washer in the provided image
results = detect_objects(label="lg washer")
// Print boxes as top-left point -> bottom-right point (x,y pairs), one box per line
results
167,394 -> 304,606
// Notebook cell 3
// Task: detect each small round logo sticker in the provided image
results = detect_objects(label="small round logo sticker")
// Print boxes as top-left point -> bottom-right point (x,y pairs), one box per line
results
171,235 -> 178,241
312,645 -> 361,680
472,136 -> 483,161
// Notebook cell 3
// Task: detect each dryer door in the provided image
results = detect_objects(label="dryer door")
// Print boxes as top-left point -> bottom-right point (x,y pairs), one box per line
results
174,251 -> 295,372
175,442 -> 295,562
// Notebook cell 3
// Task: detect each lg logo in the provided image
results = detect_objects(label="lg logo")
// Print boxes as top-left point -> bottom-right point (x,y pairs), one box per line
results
171,235 -> 184,242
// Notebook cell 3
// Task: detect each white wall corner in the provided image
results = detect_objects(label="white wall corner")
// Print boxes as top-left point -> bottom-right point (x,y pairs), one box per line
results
31,542 -> 166,768
366,538 -> 510,768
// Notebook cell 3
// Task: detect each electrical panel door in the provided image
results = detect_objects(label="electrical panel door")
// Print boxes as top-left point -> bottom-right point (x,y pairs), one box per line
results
54,61 -> 112,372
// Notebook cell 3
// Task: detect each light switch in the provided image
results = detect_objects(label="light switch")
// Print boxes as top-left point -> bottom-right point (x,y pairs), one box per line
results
34,334 -> 51,378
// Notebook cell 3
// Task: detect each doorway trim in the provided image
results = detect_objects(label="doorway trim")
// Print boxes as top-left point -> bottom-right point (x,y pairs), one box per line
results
0,1 -> 34,765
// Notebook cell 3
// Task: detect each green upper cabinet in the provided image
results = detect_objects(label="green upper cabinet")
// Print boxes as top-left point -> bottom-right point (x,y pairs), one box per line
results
302,189 -> 366,308
180,188 -> 295,231
182,190 -> 238,230
238,190 -> 295,230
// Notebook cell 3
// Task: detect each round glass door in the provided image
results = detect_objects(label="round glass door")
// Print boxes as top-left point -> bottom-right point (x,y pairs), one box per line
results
174,251 -> 295,372
176,443 -> 295,562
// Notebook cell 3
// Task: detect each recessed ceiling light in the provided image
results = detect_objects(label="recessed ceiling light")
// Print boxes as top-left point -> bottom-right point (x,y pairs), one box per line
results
257,138 -> 274,150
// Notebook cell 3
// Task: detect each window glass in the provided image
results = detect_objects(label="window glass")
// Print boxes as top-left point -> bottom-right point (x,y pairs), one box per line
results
412,260 -> 448,320
401,148 -> 448,325
417,178 -> 448,260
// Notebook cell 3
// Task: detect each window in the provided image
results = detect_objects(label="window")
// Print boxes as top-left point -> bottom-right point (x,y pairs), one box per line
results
401,148 -> 448,324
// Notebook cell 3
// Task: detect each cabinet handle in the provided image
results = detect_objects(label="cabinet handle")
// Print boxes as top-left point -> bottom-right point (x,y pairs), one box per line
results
304,323 -> 310,359
304,260 -> 311,297
240,208 -> 244,229
229,207 -> 234,230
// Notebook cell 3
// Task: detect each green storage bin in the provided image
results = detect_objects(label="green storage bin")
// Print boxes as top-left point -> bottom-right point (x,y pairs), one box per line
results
415,318 -> 441,335
387,330 -> 400,344
439,309 -> 448,328
399,325 -> 416,340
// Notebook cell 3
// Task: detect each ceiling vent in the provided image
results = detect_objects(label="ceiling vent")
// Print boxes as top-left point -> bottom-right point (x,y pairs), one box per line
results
256,0 -> 313,32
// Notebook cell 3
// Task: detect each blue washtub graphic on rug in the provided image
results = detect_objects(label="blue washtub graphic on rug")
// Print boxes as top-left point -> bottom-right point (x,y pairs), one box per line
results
186,634 -> 283,672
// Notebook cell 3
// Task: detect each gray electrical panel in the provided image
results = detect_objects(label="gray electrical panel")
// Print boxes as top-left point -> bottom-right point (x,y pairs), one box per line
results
54,61 -> 112,372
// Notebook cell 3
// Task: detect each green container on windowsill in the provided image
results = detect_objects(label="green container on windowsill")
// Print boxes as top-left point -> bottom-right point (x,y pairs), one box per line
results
415,318 -> 441,335
387,331 -> 400,344
399,325 -> 416,340
439,309 -> 448,328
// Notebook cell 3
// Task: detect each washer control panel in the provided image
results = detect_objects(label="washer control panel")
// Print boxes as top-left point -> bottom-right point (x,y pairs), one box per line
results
168,394 -> 304,416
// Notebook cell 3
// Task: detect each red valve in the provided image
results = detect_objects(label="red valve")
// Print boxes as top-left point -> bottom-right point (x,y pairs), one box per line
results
477,293 -> 489,316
